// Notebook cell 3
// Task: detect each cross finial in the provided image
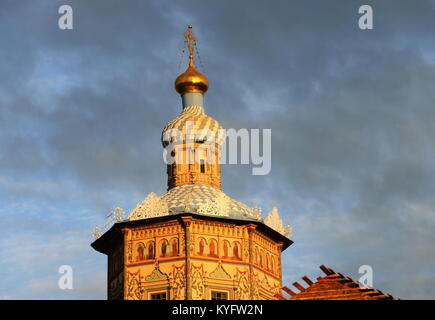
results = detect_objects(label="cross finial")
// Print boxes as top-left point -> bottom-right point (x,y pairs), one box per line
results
184,25 -> 196,67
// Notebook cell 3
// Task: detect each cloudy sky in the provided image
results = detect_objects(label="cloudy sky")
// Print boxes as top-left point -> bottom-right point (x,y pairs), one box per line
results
1,0 -> 435,299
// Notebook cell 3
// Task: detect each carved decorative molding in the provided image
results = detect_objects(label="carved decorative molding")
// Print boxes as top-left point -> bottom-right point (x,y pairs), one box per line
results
191,265 -> 205,300
145,264 -> 169,282
261,275 -> 273,291
209,262 -> 231,280
235,275 -> 250,300
126,270 -> 143,300
251,273 -> 260,299
172,267 -> 186,300
128,192 -> 169,221
127,241 -> 132,263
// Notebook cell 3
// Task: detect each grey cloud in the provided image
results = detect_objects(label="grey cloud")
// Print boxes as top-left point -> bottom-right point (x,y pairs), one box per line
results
1,0 -> 435,299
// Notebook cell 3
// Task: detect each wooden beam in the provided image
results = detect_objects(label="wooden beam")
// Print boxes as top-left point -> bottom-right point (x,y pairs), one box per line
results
319,264 -> 333,275
282,286 -> 297,296
302,275 -> 313,286
293,281 -> 306,292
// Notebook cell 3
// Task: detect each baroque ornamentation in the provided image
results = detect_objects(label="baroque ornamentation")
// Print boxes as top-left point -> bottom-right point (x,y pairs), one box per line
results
196,192 -> 229,217
145,263 -> 169,282
284,225 -> 292,238
264,207 -> 292,238
93,226 -> 102,240
127,241 -> 132,263
209,262 -> 231,280
251,206 -> 263,221
243,239 -> 249,261
261,275 -> 273,291
189,234 -> 195,255
128,192 -> 168,221
113,207 -> 125,222
182,189 -> 194,213
191,265 -> 205,299
102,207 -> 126,233
179,233 -> 185,255
126,271 -> 143,300
235,275 -> 250,300
251,273 -> 260,299
172,266 -> 186,300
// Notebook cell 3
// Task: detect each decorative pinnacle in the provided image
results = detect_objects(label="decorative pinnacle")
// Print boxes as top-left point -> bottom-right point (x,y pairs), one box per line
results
184,25 -> 196,67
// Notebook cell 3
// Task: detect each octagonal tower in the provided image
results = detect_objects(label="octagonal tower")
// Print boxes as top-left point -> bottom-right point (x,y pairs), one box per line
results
91,26 -> 292,300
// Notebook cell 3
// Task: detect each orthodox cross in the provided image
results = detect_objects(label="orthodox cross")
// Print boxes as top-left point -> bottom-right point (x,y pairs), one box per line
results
184,25 -> 196,66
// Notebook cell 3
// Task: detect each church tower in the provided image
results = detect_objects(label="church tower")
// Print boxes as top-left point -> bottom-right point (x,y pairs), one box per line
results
164,25 -> 223,190
91,26 -> 292,300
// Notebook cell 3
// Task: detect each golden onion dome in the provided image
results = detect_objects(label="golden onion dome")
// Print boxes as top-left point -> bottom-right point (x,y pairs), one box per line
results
174,59 -> 209,95
174,25 -> 209,95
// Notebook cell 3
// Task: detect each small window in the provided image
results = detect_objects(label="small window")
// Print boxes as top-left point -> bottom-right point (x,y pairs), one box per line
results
148,242 -> 155,259
211,291 -> 228,300
150,292 -> 167,300
161,241 -> 167,257
200,159 -> 205,173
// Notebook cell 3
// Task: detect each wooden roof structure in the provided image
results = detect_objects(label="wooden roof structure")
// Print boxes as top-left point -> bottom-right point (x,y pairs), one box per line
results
276,265 -> 396,300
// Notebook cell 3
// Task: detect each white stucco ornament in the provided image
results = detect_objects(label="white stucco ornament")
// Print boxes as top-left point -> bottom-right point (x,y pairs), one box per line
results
93,226 -> 102,240
113,207 -> 125,222
128,192 -> 169,220
264,207 -> 292,238
251,205 -> 263,221
197,192 -> 229,217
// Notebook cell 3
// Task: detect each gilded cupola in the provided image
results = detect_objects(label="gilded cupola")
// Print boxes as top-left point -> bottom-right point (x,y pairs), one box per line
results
162,25 -> 224,191
174,25 -> 209,95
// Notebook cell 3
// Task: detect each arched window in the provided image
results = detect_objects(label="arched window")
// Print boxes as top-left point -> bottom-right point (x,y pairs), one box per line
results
199,239 -> 205,255
137,244 -> 145,261
259,250 -> 264,267
147,241 -> 155,259
266,254 -> 269,270
209,239 -> 217,257
171,238 -> 178,256
161,240 -> 168,257
233,242 -> 240,259
271,257 -> 275,273
223,241 -> 229,258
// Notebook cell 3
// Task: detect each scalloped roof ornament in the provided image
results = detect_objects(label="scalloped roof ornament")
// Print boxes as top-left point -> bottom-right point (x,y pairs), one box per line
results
196,192 -> 230,217
124,186 -> 291,238
113,207 -> 125,222
93,226 -> 102,240
128,192 -> 169,221
251,205 -> 263,221
264,207 -> 292,238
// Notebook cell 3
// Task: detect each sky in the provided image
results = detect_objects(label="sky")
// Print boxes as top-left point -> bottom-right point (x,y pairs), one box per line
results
1,0 -> 435,299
